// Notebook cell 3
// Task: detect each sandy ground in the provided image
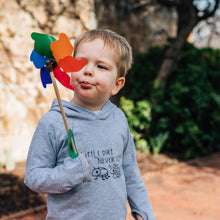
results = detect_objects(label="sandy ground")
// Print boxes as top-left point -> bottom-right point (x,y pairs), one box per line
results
2,152 -> 220,220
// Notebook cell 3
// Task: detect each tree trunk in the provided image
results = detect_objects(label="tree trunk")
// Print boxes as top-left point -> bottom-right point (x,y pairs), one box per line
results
151,22 -> 197,105
157,21 -> 197,82
151,3 -> 198,106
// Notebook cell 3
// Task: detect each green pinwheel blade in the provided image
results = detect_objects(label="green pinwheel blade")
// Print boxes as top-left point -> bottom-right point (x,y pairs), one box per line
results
31,32 -> 56,58
68,129 -> 79,159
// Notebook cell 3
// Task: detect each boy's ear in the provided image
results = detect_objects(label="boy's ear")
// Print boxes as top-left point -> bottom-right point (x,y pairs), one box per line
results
111,77 -> 125,96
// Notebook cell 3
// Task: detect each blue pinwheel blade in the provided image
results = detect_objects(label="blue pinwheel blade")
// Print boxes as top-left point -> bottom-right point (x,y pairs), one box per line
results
40,66 -> 52,88
30,49 -> 51,69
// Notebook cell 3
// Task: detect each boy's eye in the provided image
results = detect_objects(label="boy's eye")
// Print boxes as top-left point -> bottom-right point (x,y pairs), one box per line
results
97,65 -> 108,70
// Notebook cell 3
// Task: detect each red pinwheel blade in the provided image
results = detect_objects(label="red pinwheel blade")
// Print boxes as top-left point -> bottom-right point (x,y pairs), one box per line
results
53,66 -> 74,91
58,56 -> 87,72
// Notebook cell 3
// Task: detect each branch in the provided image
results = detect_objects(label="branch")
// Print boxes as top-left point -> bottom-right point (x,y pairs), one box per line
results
130,0 -> 152,10
0,205 -> 46,220
158,0 -> 220,21
198,0 -> 220,21
157,0 -> 185,7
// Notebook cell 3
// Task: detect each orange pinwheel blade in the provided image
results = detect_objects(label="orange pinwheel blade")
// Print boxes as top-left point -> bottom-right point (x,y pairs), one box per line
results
58,56 -> 87,72
50,33 -> 74,62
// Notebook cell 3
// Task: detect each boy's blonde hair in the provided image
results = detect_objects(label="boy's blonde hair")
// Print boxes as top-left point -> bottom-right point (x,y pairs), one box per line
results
74,29 -> 133,77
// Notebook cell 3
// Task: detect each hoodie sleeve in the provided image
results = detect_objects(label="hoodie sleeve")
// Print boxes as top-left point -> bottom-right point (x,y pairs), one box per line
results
24,116 -> 90,194
123,128 -> 156,220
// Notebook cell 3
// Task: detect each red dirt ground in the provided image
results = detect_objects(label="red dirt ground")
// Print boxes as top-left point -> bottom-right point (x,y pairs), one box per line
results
1,152 -> 220,220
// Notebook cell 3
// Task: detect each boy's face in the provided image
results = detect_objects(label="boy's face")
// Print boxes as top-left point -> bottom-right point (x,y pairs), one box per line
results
70,39 -> 125,111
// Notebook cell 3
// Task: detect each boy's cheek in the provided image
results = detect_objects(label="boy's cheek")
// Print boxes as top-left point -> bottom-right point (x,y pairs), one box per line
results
70,73 -> 76,84
70,73 -> 74,79
70,75 -> 73,85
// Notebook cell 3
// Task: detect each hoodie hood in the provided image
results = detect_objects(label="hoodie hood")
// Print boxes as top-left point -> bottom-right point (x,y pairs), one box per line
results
49,99 -> 116,120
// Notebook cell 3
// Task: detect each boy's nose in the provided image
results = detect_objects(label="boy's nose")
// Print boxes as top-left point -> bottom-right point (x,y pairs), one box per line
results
84,64 -> 94,77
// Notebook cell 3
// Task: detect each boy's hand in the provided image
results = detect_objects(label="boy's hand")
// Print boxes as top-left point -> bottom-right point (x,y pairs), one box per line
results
136,213 -> 143,220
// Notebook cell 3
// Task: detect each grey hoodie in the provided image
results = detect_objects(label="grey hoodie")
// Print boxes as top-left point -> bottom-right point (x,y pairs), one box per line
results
24,99 -> 156,220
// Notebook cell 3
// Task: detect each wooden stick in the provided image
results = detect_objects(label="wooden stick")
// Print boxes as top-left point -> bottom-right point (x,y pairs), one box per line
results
46,60 -> 77,154
0,205 -> 47,220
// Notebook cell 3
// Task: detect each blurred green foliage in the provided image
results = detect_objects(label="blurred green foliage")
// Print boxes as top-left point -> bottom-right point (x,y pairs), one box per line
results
119,97 -> 169,156
120,43 -> 220,159
119,97 -> 151,153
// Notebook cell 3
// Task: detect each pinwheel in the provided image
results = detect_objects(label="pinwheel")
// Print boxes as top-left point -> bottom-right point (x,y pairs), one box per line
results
30,32 -> 87,90
30,32 -> 87,158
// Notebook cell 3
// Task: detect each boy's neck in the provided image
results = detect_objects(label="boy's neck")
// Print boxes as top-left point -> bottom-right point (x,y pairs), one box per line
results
70,98 -> 106,112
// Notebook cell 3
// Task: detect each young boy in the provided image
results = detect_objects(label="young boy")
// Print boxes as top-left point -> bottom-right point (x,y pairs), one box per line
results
24,29 -> 156,220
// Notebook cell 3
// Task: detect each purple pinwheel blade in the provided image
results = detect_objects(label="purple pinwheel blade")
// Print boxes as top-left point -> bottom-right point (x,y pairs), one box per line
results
40,66 -> 52,88
30,49 -> 51,69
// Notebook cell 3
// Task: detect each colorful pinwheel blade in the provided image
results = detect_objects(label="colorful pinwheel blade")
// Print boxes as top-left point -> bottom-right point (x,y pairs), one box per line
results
30,49 -> 51,69
68,129 -> 78,159
58,56 -> 87,72
50,33 -> 74,63
40,66 -> 52,88
31,32 -> 56,58
53,66 -> 74,91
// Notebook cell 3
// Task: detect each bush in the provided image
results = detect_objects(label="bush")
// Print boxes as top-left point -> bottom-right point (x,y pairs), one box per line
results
119,97 -> 169,155
119,97 -> 151,153
122,43 -> 220,159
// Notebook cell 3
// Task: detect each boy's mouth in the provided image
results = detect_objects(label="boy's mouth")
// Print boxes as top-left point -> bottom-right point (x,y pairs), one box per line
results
80,81 -> 94,89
